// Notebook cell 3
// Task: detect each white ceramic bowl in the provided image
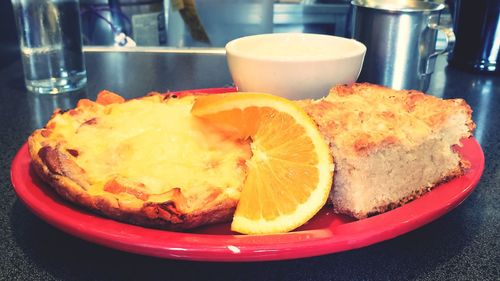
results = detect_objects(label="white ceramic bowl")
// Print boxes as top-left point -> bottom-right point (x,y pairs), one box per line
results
225,33 -> 366,100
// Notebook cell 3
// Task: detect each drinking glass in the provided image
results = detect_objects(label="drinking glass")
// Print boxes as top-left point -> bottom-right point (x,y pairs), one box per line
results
11,0 -> 87,94
448,0 -> 500,73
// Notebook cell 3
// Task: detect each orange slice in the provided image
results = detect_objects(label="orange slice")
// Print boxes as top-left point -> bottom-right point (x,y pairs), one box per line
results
192,93 -> 334,234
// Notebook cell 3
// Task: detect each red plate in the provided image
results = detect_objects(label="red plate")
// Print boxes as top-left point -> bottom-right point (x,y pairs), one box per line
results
10,88 -> 484,262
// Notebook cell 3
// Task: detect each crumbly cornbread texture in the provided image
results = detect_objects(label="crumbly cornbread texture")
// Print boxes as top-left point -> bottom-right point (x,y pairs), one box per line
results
300,83 -> 475,218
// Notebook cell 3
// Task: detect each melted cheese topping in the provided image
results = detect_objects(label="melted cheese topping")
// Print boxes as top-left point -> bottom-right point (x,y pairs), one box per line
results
49,96 -> 251,203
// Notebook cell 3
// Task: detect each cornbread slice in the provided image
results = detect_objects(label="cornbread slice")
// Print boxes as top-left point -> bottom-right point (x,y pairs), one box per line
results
28,92 -> 252,230
300,83 -> 475,219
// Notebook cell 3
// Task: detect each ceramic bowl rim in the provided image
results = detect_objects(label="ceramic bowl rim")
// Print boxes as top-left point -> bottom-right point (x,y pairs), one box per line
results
225,33 -> 367,63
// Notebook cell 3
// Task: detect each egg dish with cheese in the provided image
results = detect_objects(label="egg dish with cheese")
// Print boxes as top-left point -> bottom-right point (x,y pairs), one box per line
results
28,91 -> 252,230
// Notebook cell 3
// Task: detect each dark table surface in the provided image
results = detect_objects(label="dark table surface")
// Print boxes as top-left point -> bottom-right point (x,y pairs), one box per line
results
0,50 -> 498,281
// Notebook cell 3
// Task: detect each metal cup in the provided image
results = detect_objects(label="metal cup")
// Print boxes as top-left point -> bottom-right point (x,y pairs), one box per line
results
350,0 -> 455,91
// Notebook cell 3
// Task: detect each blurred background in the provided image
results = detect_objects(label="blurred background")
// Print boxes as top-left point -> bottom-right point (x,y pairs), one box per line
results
0,0 -> 448,65
76,0 -> 352,47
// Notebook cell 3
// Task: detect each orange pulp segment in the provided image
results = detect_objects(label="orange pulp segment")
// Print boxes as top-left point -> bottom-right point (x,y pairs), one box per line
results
192,92 -> 333,234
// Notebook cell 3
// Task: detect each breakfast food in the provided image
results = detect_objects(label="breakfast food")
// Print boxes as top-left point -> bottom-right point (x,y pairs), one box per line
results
192,93 -> 333,234
299,83 -> 475,219
28,83 -> 475,232
28,91 -> 252,230
28,90 -> 333,233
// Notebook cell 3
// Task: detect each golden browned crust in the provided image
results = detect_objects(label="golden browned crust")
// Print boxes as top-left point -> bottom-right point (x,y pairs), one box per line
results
29,146 -> 237,230
301,83 -> 475,156
28,91 -> 243,230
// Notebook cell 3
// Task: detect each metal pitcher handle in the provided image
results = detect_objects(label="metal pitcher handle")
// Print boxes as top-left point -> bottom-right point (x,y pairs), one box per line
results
422,23 -> 456,75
